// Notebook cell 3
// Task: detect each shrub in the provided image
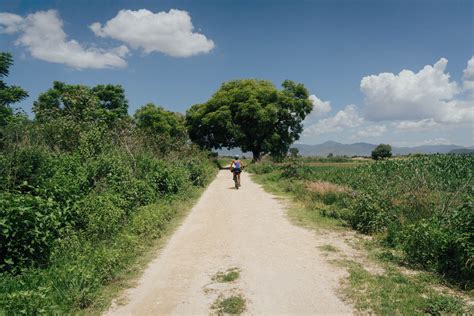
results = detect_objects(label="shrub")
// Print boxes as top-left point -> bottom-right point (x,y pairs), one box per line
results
183,156 -> 214,187
0,192 -> 62,272
129,203 -> 176,238
72,192 -> 126,239
246,161 -> 277,174
350,193 -> 395,234
0,146 -> 54,192
402,198 -> 473,287
39,153 -> 89,206
136,156 -> 188,195
281,159 -> 310,179
402,219 -> 449,271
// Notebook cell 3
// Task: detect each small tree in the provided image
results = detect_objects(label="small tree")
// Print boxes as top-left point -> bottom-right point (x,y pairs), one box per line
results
327,153 -> 334,158
371,144 -> 392,160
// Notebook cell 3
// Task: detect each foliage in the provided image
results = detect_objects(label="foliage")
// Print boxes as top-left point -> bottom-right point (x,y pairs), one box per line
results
0,52 -> 28,110
134,103 -> 186,139
0,53 -> 28,149
289,147 -> 299,158
186,79 -> 312,161
350,192 -> 395,234
0,192 -> 62,272
0,65 -> 217,314
371,143 -> 392,160
247,154 -> 473,287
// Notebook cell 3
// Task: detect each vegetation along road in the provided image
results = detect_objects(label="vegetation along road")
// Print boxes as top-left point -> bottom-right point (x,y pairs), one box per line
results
106,170 -> 352,315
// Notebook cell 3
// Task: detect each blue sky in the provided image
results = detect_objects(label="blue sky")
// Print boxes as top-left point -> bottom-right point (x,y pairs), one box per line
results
1,0 -> 473,146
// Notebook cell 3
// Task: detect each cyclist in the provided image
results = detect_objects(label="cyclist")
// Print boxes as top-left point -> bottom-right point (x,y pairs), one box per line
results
230,155 -> 243,188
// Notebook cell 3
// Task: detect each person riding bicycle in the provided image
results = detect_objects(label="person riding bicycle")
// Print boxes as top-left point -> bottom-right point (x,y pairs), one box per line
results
230,155 -> 244,187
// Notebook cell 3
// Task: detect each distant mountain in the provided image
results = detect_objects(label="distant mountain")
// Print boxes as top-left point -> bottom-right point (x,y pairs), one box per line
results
449,148 -> 474,154
292,141 -> 471,157
217,141 -> 472,157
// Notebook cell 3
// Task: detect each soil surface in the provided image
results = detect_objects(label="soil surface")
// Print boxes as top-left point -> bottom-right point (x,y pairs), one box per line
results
105,170 -> 353,315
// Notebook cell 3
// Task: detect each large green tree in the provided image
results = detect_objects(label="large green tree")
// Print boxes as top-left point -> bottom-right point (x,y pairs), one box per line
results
134,103 -> 187,154
32,82 -> 129,151
0,52 -> 28,127
186,79 -> 312,161
134,103 -> 186,138
33,81 -> 128,124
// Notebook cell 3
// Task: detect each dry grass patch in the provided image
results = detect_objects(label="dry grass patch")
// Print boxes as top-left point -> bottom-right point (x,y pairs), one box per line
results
306,181 -> 350,194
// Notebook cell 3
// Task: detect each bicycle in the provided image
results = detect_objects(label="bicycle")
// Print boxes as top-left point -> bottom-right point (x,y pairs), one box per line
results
231,166 -> 243,189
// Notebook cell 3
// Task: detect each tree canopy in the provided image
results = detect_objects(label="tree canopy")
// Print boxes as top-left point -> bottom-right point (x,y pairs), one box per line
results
371,144 -> 392,160
186,79 -> 312,161
134,103 -> 186,139
0,52 -> 28,127
33,81 -> 128,125
32,81 -> 129,151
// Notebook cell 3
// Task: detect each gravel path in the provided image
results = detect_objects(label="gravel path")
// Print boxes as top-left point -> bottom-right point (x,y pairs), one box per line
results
106,170 -> 353,315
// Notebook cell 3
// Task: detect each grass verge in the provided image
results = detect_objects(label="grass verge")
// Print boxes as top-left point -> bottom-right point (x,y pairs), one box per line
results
249,169 -> 473,314
334,259 -> 469,315
250,171 -> 347,231
83,172 -> 218,314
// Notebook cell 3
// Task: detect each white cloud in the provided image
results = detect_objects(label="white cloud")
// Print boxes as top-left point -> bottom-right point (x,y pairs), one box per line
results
90,9 -> 214,57
304,104 -> 363,136
360,58 -> 473,123
309,94 -> 331,116
463,56 -> 474,91
394,118 -> 438,132
0,13 -> 23,34
303,94 -> 332,127
355,124 -> 387,138
0,10 -> 128,69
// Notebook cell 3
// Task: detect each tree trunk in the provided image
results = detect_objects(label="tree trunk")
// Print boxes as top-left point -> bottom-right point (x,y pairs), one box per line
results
252,150 -> 261,162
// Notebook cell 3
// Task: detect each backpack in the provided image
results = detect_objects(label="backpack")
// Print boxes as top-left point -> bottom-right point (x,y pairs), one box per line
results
234,160 -> 241,169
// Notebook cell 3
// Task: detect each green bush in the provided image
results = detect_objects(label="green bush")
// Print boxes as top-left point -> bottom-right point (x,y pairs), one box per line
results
282,159 -> 311,179
39,154 -> 89,206
0,192 -> 62,272
402,199 -> 473,287
136,157 -> 188,195
129,203 -> 176,238
0,146 -> 54,192
402,219 -> 449,271
184,157 -> 214,187
349,193 -> 395,234
72,193 -> 126,240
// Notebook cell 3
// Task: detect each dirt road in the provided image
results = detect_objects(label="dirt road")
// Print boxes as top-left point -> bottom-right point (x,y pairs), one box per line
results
106,170 -> 352,315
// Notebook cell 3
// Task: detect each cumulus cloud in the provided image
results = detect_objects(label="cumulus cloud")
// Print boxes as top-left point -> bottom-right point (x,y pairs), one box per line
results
463,56 -> 474,91
0,13 -> 23,34
360,58 -> 473,123
90,9 -> 215,57
309,94 -> 331,116
304,104 -> 363,136
0,10 -> 128,69
355,124 -> 387,138
394,118 -> 439,132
